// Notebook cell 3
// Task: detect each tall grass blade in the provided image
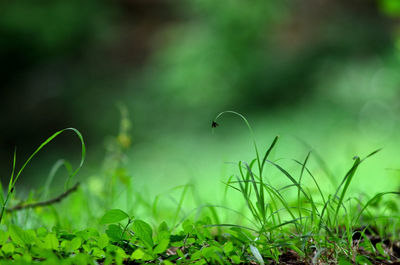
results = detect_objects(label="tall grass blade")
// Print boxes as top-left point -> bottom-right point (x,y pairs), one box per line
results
235,175 -> 262,225
333,149 -> 380,226
260,136 -> 279,174
245,163 -> 264,220
172,184 -> 191,227
292,159 -> 326,204
0,128 -> 85,224
297,152 -> 310,227
13,128 -> 86,188
265,159 -> 317,215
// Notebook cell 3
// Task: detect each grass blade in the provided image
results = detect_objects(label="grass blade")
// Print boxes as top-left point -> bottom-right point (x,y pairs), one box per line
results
333,149 -> 380,226
0,128 -> 85,224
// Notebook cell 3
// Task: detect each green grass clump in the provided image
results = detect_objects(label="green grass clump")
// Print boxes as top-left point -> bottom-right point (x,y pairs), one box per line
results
0,111 -> 399,264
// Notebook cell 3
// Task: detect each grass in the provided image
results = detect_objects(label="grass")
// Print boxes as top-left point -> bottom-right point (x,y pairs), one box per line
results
0,111 -> 400,264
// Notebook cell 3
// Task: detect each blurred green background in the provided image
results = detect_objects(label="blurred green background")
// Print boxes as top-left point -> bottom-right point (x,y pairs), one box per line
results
1,0 -> 400,212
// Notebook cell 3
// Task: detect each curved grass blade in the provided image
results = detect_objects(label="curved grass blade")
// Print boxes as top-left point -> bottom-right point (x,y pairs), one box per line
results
297,152 -> 310,228
0,128 -> 85,223
260,136 -> 279,174
214,111 -> 262,180
353,191 -> 400,224
12,128 -> 85,189
292,158 -> 326,204
333,149 -> 381,226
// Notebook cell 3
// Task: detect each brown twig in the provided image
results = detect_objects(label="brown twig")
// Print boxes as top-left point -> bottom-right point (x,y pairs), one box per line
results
6,182 -> 80,212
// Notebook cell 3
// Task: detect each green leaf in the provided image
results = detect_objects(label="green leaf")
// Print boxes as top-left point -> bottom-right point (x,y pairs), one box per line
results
9,225 -> 35,247
70,237 -> 82,251
36,227 -> 47,238
131,248 -> 145,260
154,238 -> 169,254
91,247 -> 105,258
191,249 -> 203,260
230,255 -> 241,264
44,233 -> 59,250
1,243 -> 15,254
0,230 -> 8,244
338,256 -> 353,265
106,224 -> 123,241
201,246 -> 223,263
99,209 -> 129,224
158,221 -> 169,232
97,233 -> 109,249
376,242 -> 389,258
223,241 -> 233,254
132,220 -> 154,249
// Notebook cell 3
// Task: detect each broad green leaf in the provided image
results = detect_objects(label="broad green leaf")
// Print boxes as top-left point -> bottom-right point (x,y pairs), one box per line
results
44,233 -> 59,250
201,246 -> 223,264
97,233 -> 109,249
157,230 -> 170,245
30,246 -> 59,261
9,225 -> 35,247
193,260 -> 207,265
158,221 -> 169,232
91,247 -> 105,258
230,255 -> 241,264
154,238 -> 169,254
0,230 -> 8,244
82,243 -> 91,253
70,237 -> 82,251
182,220 -> 194,234
132,220 -> 154,249
131,248 -> 145,260
75,228 -> 98,241
99,209 -> 129,224
21,253 -> 33,263
71,253 -> 94,264
223,241 -> 233,254
36,227 -> 47,238
106,224 -> 123,241
1,242 -> 14,254
176,248 -> 184,258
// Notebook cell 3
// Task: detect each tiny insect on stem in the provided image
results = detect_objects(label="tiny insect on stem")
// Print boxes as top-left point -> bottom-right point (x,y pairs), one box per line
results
211,121 -> 219,128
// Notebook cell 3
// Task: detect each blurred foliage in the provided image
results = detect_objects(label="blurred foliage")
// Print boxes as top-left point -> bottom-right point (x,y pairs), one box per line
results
143,1 -> 286,111
380,0 -> 400,16
1,0 -> 400,190
0,0 -> 113,78
142,0 -> 395,116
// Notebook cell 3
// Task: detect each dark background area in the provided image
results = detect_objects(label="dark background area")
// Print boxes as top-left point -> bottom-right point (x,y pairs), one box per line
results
1,0 -> 400,188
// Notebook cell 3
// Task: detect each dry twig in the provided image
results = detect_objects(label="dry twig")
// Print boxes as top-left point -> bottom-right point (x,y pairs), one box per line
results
6,182 -> 80,212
